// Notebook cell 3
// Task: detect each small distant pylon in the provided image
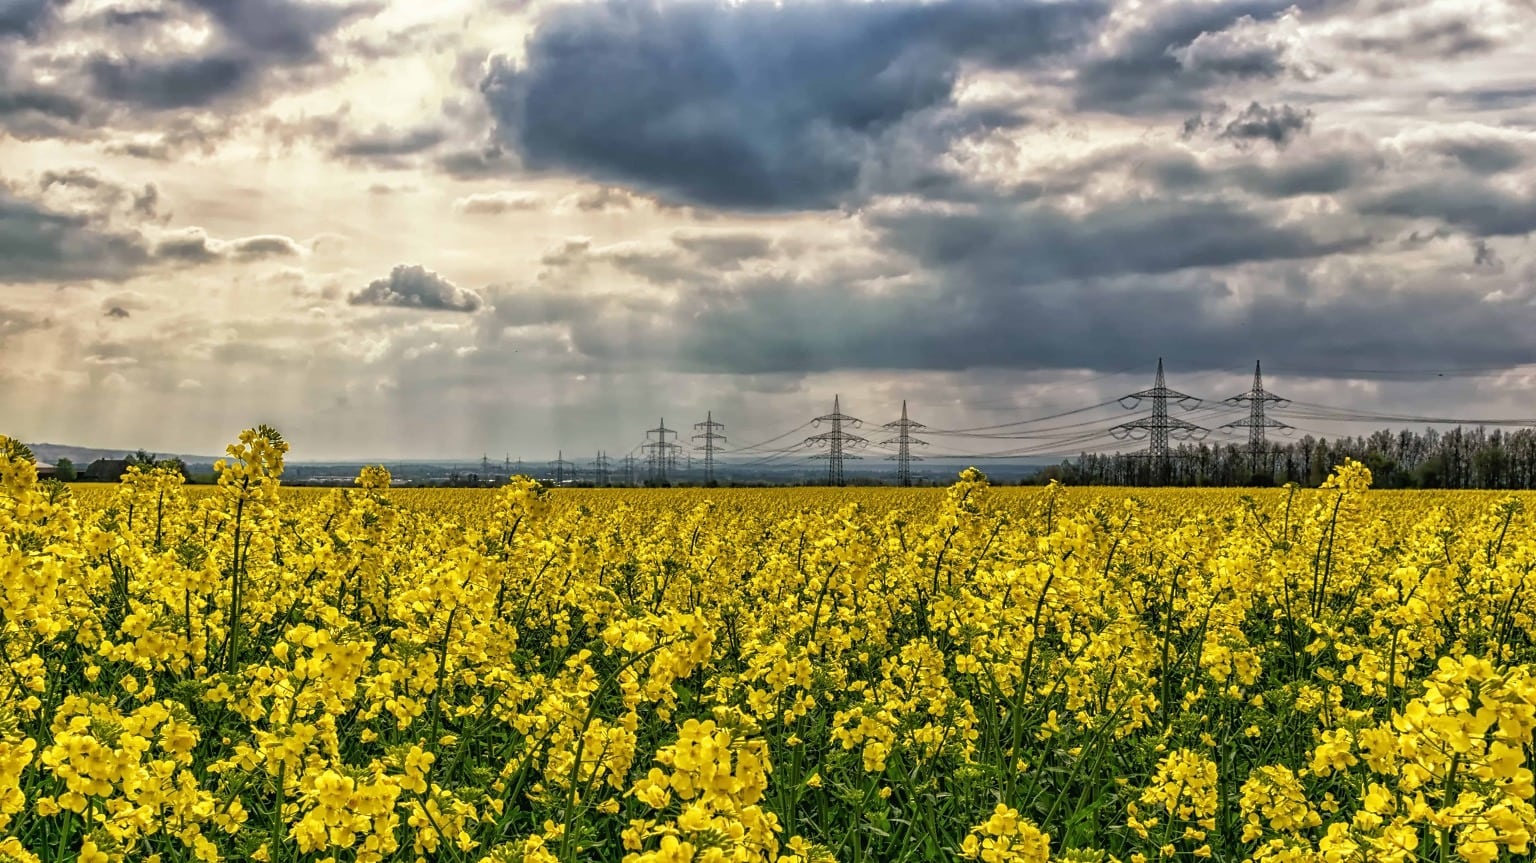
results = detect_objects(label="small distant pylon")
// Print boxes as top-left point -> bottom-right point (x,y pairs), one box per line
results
644,418 -> 682,483
548,450 -> 576,484
591,451 -> 612,485
881,400 -> 927,486
1111,358 -> 1206,481
1223,361 -> 1291,478
804,395 -> 868,486
693,411 -> 727,484
622,454 -> 638,486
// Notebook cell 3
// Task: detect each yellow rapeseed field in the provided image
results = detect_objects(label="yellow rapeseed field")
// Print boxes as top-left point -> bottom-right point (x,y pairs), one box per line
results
1,428 -> 1533,863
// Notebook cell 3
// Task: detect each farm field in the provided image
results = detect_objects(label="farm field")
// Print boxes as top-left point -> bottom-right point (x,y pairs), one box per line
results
1,428 -> 1534,863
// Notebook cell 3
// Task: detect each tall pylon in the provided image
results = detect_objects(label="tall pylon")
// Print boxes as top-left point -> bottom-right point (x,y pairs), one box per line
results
643,418 -> 682,483
548,450 -> 576,484
693,411 -> 727,484
591,451 -> 612,485
881,400 -> 928,486
1111,358 -> 1207,480
804,395 -> 867,486
1223,361 -> 1291,477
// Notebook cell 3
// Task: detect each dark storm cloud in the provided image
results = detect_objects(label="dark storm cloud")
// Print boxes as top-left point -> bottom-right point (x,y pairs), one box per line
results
1072,0 -> 1326,114
0,0 -> 58,38
869,197 -> 1366,287
183,0 -> 355,60
84,0 -> 377,110
88,55 -> 254,110
1218,102 -> 1313,148
1360,179 -> 1536,237
671,264 -> 1536,376
480,0 -> 1106,210
350,264 -> 483,312
0,190 -> 150,284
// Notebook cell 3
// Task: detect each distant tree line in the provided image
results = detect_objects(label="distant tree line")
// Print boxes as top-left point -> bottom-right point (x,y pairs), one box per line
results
1038,426 -> 1536,489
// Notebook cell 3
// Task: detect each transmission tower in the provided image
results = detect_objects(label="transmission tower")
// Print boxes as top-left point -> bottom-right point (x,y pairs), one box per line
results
1111,358 -> 1207,480
622,454 -> 638,486
548,450 -> 576,484
1222,360 -> 1291,478
481,454 -> 491,477
804,395 -> 868,486
881,400 -> 928,486
644,418 -> 682,483
592,451 -> 612,485
693,412 -> 727,484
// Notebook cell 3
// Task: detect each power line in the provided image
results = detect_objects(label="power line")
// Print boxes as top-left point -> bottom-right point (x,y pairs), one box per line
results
725,421 -> 815,454
804,395 -> 867,487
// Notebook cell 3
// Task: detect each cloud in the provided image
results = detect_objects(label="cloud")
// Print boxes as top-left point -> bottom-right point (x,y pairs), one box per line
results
83,0 -> 377,110
869,196 -> 1366,287
0,189 -> 151,284
37,169 -> 164,223
1394,125 -> 1534,176
0,0 -> 58,38
1359,178 -> 1536,237
350,264 -> 483,312
1073,0 -> 1323,114
672,231 -> 776,269
1218,102 -> 1313,148
453,191 -> 542,215
230,235 -> 304,259
670,261 -> 1536,376
480,0 -> 1105,210
88,55 -> 256,110
151,228 -> 305,263
333,124 -> 449,160
1340,15 -> 1498,61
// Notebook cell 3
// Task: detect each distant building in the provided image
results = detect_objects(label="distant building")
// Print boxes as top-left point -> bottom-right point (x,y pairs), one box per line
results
83,459 -> 130,482
34,464 -> 58,480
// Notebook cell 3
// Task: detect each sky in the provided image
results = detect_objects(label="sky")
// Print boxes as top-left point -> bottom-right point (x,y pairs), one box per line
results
3,0 -> 1536,462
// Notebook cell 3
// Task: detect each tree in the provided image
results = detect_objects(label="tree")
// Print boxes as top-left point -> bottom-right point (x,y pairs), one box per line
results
55,458 -> 76,481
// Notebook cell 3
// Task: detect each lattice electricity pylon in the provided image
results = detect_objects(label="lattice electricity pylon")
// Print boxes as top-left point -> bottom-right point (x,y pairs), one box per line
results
591,451 -> 612,485
622,454 -> 638,486
880,400 -> 928,487
643,418 -> 682,483
1111,358 -> 1207,476
693,412 -> 726,484
804,395 -> 868,486
1222,360 -> 1291,476
548,450 -> 577,484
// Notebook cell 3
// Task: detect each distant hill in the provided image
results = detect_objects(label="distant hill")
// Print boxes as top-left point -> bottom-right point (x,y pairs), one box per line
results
25,443 -> 219,467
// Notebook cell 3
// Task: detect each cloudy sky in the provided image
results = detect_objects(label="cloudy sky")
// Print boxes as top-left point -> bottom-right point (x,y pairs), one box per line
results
4,0 -> 1536,462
